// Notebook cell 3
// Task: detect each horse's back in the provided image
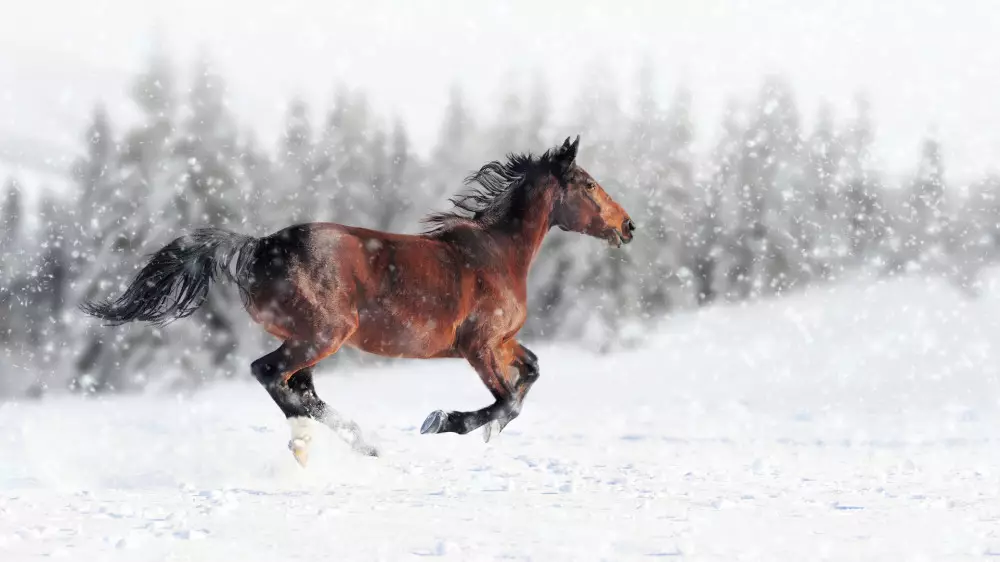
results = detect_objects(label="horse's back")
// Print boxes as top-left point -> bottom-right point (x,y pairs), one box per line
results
249,222 -> 473,357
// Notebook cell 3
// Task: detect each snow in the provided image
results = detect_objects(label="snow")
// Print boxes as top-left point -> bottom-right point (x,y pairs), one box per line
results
3,273 -> 1000,560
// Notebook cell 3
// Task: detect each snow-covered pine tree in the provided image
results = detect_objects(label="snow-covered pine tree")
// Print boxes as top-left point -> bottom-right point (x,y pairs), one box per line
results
169,56 -> 247,382
707,99 -> 750,302
802,102 -> 847,280
74,49 -> 180,393
330,91 -> 381,228
841,93 -> 888,269
488,84 -> 526,158
904,134 -> 949,272
559,60 -> 636,347
522,74 -> 551,154
31,197 -> 71,374
654,84 -> 698,312
0,178 -> 21,259
738,76 -> 806,297
275,98 -> 318,225
238,133 -> 275,234
0,178 -> 27,395
430,85 -> 479,212
378,118 -> 420,232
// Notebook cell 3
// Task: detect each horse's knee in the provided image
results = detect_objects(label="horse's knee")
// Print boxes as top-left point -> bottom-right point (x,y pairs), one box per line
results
521,346 -> 538,364
518,360 -> 540,384
251,357 -> 280,386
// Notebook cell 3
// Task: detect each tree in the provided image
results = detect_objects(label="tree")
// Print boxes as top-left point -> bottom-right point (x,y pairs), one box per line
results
523,74 -> 551,152
429,85 -> 479,211
32,197 -> 71,356
0,178 -> 25,361
488,86 -> 525,157
0,178 -> 21,259
802,102 -> 847,279
377,118 -> 420,232
738,75 -> 806,296
275,98 -> 319,224
559,60 -> 636,347
170,56 -> 247,380
903,134 -> 948,271
74,49 -> 180,393
68,105 -> 125,393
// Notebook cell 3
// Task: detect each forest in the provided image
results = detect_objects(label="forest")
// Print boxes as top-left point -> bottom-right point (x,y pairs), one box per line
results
1,53 -> 995,397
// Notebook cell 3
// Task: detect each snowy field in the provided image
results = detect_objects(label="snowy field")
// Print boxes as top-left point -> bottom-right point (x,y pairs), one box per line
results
3,273 -> 1000,561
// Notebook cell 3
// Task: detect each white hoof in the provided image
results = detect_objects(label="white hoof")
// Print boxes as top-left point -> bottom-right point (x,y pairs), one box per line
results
288,417 -> 313,467
289,437 -> 311,467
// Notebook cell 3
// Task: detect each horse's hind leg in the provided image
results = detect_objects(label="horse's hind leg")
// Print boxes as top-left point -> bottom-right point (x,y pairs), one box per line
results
286,367 -> 377,458
251,334 -> 375,465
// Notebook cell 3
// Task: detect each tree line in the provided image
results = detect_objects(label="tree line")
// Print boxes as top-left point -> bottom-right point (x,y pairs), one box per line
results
1,54 -> 996,397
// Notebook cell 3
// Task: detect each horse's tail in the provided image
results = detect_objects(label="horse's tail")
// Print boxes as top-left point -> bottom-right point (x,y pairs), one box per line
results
80,227 -> 260,327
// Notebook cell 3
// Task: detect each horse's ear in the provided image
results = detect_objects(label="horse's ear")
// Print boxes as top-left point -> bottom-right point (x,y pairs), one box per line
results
554,135 -> 580,180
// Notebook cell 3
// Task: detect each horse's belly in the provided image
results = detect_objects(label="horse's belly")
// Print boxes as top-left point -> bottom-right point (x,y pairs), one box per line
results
348,306 -> 458,359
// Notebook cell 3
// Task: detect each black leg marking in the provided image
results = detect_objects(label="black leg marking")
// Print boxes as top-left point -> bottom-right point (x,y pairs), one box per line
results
251,345 -> 378,458
421,345 -> 516,437
420,399 -> 517,435
494,343 -> 540,434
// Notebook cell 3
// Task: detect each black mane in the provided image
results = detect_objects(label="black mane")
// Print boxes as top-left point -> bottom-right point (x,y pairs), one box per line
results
422,138 -> 578,235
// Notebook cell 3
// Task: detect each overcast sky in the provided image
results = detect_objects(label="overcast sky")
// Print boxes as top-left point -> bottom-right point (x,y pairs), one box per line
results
3,0 -> 1000,183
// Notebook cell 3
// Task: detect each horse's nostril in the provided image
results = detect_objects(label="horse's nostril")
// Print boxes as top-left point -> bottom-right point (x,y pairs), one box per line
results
625,219 -> 636,233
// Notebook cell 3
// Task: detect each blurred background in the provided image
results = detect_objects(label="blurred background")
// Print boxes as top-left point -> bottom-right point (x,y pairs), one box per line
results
3,0 -> 1000,397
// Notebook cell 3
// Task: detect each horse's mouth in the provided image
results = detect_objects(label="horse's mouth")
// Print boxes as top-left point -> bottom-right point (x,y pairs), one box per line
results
606,229 -> 633,248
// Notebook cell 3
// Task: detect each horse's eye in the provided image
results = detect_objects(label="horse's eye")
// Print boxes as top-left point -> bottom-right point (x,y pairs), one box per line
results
585,181 -> 596,191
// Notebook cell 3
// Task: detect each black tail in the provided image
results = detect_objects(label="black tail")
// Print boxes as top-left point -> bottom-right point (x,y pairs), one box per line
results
80,227 -> 260,326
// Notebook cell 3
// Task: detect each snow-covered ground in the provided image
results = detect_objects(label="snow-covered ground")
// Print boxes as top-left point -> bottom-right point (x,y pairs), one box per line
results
3,273 -> 1000,560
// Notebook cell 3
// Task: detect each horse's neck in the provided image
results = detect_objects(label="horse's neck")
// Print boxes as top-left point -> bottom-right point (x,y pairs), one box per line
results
494,188 -> 554,282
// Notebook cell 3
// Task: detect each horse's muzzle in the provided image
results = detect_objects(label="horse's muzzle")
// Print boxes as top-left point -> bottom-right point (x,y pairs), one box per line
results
619,218 -> 636,245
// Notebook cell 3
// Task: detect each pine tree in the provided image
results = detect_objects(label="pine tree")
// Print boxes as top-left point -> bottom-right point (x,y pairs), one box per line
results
430,85 -> 478,211
0,178 -> 24,355
239,133 -> 275,233
560,61 -> 635,347
802,102 -> 846,279
523,74 -> 550,153
71,105 -> 120,295
709,99 -> 749,301
379,118 -> 419,232
0,178 -> 21,260
738,75 -> 806,296
69,106 -> 124,391
170,56 -> 246,380
75,49 -> 180,393
33,197 -> 70,359
276,98 -> 318,224
841,93 -> 887,267
904,134 -> 948,270
488,86 -> 525,157
331,91 -> 379,227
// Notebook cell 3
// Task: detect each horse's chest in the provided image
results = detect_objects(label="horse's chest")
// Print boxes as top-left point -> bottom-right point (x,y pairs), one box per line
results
477,287 -> 527,334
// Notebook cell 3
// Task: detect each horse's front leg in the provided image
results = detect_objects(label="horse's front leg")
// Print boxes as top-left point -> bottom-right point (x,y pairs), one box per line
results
488,341 -> 540,437
419,345 -> 516,436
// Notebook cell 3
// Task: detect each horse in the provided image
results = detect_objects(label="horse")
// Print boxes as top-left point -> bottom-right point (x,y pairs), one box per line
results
81,135 -> 636,465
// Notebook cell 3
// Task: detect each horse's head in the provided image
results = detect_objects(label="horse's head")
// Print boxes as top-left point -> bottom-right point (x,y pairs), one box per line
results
548,136 -> 636,248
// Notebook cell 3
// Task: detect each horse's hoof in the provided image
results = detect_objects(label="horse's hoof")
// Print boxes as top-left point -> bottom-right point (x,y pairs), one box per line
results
482,419 -> 502,443
420,410 -> 449,434
288,438 -> 310,467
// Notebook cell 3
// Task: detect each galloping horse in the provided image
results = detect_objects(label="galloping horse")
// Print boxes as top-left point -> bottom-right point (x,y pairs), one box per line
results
82,136 -> 635,465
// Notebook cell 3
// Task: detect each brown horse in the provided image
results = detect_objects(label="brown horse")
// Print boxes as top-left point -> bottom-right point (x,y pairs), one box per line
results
81,136 -> 635,465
